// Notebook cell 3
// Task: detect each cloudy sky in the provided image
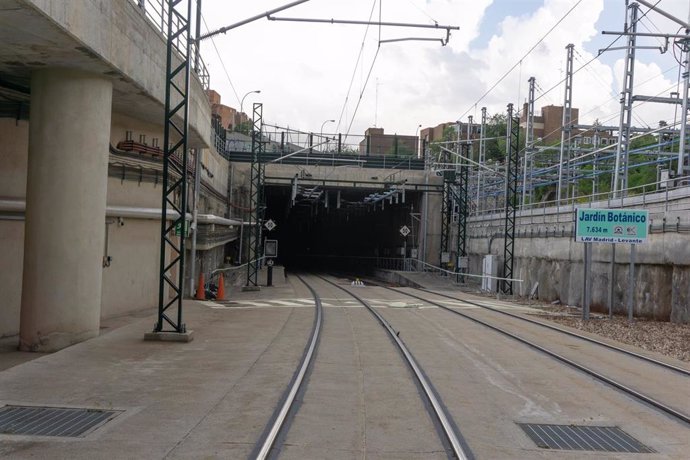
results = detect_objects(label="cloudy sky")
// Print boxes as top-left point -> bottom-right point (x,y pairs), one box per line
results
198,0 -> 689,139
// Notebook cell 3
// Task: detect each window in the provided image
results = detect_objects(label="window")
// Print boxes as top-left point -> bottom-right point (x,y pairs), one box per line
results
583,137 -> 592,145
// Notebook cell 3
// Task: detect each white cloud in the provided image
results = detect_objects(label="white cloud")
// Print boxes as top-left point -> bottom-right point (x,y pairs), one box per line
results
199,0 -> 688,137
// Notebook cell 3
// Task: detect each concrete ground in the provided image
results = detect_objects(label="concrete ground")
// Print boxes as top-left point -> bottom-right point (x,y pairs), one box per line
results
0,272 -> 688,459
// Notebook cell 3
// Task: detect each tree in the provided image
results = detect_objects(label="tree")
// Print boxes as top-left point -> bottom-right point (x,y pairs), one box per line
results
234,120 -> 252,135
484,113 -> 508,162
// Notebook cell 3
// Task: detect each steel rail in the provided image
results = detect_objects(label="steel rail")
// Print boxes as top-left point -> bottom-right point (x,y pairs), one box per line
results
416,288 -> 690,377
387,287 -> 690,426
253,274 -> 323,460
316,275 -> 472,460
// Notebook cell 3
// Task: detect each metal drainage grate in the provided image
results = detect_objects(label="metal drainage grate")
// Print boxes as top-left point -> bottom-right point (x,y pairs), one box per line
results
518,423 -> 655,453
0,405 -> 121,437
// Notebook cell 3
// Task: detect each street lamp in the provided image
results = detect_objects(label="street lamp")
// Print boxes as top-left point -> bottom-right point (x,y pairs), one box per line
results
240,89 -> 261,117
320,119 -> 335,137
320,119 -> 335,152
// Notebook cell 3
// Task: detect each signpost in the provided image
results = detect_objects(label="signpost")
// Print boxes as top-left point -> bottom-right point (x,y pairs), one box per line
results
400,225 -> 410,270
575,208 -> 648,322
264,239 -> 278,287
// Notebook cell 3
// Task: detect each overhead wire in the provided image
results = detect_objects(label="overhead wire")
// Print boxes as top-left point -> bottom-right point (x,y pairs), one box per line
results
405,0 -> 437,25
344,46 -> 381,138
334,0 -> 379,134
457,0 -> 584,121
200,11 -> 241,106
534,0 -> 663,105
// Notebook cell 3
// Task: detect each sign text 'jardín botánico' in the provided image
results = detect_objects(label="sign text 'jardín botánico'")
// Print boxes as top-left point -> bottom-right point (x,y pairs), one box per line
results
575,208 -> 648,244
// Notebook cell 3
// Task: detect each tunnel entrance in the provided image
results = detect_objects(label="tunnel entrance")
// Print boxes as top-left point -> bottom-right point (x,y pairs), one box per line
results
264,184 -> 421,273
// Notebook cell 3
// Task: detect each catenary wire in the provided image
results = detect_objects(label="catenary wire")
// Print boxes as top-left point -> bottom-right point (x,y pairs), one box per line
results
458,0 -> 584,121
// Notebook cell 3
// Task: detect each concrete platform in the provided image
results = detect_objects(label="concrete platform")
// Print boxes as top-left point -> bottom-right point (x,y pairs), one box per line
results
0,279 -> 312,459
143,330 -> 194,342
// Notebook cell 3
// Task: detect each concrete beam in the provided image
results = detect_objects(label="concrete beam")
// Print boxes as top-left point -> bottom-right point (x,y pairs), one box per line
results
0,0 -> 211,148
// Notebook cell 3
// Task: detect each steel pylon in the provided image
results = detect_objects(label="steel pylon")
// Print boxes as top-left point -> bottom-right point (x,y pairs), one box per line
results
155,0 -> 192,333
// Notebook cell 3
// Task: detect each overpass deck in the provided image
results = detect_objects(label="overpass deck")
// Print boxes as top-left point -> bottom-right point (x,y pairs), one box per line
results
226,150 -> 426,170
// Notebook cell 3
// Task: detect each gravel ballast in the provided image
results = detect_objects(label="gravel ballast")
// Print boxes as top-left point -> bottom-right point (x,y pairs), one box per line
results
539,314 -> 690,363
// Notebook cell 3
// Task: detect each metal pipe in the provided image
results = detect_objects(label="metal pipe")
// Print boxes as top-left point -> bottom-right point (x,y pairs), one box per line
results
0,199 -> 241,225
194,0 -> 202,71
268,16 -> 460,31
197,0 -> 311,41
634,0 -> 690,29
189,148 -> 202,296
602,31 -> 688,39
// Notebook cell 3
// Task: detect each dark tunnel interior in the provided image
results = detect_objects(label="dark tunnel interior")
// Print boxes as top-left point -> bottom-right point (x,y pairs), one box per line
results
263,185 -> 422,274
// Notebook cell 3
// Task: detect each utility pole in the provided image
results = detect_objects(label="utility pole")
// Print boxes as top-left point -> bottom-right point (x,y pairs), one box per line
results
151,0 -> 193,339
523,77 -> 536,208
613,3 -> 639,197
467,115 -> 473,212
678,32 -> 690,178
558,44 -> 574,205
603,0 -> 690,184
503,103 -> 520,295
477,107 -> 487,212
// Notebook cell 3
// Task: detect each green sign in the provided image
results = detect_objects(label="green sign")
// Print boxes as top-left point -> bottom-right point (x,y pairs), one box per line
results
575,208 -> 648,244
174,221 -> 189,237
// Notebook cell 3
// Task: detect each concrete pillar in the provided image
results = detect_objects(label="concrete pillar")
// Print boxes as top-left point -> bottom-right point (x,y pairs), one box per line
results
20,69 -> 112,352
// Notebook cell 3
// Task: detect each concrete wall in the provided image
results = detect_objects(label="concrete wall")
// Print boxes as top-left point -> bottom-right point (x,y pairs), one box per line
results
101,178 -> 162,318
111,112 -> 165,150
0,119 -> 28,197
0,220 -> 23,349
0,110 -> 225,345
0,119 -> 28,348
24,0 -> 211,147
467,199 -> 690,323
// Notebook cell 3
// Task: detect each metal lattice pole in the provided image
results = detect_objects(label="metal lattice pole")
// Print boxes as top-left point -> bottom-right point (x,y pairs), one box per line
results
677,34 -> 690,177
477,107 -> 487,212
455,142 -> 470,278
439,141 -> 454,269
155,0 -> 192,334
558,44 -> 574,204
502,104 -> 520,294
613,3 -> 638,197
523,77 -> 536,208
246,103 -> 265,288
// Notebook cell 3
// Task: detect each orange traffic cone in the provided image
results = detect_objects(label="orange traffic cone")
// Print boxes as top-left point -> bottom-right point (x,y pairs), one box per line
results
216,273 -> 225,301
195,272 -> 205,300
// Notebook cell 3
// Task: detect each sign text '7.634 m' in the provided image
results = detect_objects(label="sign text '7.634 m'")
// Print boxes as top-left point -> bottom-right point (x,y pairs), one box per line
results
575,208 -> 648,244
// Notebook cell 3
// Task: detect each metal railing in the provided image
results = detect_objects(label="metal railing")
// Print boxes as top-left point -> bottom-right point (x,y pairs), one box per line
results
405,259 -> 523,289
472,175 -> 690,222
130,0 -> 210,90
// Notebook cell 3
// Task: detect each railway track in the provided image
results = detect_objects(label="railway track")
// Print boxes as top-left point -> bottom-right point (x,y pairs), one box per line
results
416,287 -> 690,377
252,274 -> 473,460
379,285 -> 690,427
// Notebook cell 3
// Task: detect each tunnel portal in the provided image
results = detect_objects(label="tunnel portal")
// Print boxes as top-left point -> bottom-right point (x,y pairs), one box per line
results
263,183 -> 422,273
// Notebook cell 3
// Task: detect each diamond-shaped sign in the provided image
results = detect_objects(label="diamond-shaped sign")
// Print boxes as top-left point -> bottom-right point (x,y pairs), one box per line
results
265,219 -> 276,231
399,225 -> 411,237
